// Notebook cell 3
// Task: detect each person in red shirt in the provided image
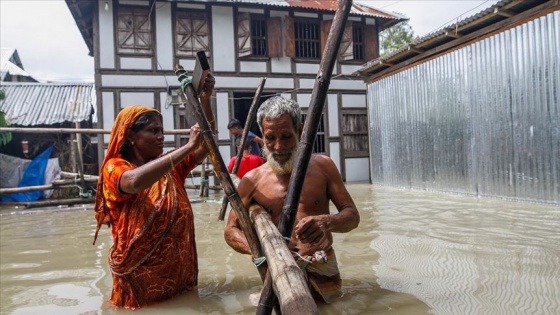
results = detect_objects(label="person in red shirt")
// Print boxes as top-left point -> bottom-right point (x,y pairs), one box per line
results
227,138 -> 264,179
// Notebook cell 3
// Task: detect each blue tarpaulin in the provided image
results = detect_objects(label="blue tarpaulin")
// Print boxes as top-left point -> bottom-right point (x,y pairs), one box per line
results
1,146 -> 53,202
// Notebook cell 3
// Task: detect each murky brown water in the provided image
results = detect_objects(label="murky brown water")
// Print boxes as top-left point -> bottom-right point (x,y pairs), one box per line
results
1,184 -> 559,315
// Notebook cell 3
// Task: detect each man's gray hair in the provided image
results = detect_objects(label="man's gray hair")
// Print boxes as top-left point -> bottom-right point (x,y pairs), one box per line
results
257,96 -> 302,132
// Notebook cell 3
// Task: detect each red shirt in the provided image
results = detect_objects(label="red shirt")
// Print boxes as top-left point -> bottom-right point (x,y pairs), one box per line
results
228,154 -> 265,178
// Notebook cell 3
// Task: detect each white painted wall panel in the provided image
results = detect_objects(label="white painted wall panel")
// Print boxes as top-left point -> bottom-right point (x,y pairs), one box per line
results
271,57 -> 292,74
327,94 -> 339,137
300,78 -> 364,91
294,12 -> 318,18
99,0 -> 115,69
341,94 -> 366,108
296,94 -> 312,109
212,6 -> 235,72
102,75 -> 178,87
159,92 -> 174,142
219,145 -> 231,165
155,2 -> 173,70
240,61 -> 267,73
329,142 -> 341,174
296,63 -> 320,74
120,92 -> 154,107
178,59 -> 196,71
217,76 -> 294,90
340,64 -> 362,76
102,92 -> 115,143
120,57 -> 152,70
216,92 -> 230,141
177,3 -> 204,9
345,157 -> 370,182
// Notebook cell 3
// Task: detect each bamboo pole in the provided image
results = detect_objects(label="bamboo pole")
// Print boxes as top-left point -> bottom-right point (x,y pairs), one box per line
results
0,198 -> 95,208
249,204 -> 320,315
0,178 -> 98,195
174,64 -> 269,281
257,1 -> 353,314
218,77 -> 267,221
0,127 -> 193,135
74,122 -> 86,194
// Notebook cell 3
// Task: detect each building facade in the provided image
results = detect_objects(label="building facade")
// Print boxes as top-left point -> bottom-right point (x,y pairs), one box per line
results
65,0 -> 405,182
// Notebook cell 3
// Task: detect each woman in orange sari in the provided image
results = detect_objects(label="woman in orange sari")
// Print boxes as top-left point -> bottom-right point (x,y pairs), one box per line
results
93,75 -> 215,309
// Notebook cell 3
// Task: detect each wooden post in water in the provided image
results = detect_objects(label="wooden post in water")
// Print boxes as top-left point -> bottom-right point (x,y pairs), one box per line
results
218,77 -> 267,221
250,204 -> 320,315
174,64 -> 269,280
256,1 -> 354,314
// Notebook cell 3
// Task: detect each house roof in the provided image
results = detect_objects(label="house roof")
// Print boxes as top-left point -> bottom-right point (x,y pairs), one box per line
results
65,0 -> 407,57
356,0 -> 556,81
0,48 -> 36,81
0,82 -> 96,126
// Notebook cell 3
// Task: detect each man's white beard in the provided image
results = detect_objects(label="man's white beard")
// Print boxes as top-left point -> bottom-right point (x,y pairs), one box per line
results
262,139 -> 299,175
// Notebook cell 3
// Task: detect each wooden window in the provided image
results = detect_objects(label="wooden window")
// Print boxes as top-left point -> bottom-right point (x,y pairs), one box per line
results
294,20 -> 321,59
301,112 -> 327,154
364,24 -> 379,61
353,25 -> 364,60
117,6 -> 153,55
238,13 -> 281,58
251,16 -> 267,56
175,11 -> 210,57
341,109 -> 368,157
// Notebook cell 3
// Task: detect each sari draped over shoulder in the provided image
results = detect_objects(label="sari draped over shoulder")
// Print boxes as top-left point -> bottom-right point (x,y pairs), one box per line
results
93,106 -> 199,308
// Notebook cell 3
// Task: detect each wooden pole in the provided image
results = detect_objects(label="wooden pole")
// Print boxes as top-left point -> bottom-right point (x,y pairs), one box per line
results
257,1 -> 353,314
0,127 -> 193,135
175,64 -> 269,281
250,204 -> 320,315
74,122 -> 86,194
218,77 -> 267,221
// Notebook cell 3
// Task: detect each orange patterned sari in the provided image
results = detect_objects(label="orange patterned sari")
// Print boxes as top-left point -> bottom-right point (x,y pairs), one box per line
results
93,106 -> 199,309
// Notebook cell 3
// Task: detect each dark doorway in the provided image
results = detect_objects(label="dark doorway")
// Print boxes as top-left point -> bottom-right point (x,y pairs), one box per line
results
232,92 -> 272,138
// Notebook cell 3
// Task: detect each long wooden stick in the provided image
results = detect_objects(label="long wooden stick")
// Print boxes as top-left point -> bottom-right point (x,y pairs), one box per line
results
0,127 -> 193,135
256,1 -> 353,314
218,77 -> 267,221
250,204 -> 319,315
175,65 -> 268,281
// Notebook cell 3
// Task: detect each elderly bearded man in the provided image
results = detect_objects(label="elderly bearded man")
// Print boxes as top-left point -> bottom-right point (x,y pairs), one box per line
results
224,96 -> 360,304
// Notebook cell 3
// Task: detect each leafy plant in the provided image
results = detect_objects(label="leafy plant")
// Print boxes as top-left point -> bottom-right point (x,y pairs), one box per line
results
0,89 -> 12,146
380,20 -> 417,55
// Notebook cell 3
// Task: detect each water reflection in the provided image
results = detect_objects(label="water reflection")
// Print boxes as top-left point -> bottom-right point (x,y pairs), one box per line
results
1,184 -> 558,314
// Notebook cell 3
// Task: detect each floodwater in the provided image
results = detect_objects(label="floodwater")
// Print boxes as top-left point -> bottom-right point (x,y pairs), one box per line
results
1,184 -> 559,315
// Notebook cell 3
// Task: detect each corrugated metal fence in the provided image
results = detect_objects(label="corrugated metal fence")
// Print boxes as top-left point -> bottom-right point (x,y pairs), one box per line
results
368,11 -> 559,204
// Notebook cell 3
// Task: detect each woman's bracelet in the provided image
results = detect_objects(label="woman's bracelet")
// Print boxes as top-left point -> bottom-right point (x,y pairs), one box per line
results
168,153 -> 175,170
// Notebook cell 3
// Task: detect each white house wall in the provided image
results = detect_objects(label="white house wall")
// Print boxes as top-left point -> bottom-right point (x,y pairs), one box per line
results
212,6 -> 236,72
98,0 -> 115,69
155,2 -> 173,70
95,0 -> 372,182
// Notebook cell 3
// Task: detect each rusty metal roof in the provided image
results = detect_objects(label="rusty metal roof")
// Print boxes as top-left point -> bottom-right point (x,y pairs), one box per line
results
0,82 -> 96,126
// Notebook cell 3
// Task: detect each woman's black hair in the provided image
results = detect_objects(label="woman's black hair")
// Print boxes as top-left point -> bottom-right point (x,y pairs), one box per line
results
120,111 -> 163,158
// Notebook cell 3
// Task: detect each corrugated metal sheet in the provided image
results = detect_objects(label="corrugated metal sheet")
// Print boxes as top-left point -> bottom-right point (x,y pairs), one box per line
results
359,0 -> 549,74
0,82 -> 96,126
367,11 -> 560,204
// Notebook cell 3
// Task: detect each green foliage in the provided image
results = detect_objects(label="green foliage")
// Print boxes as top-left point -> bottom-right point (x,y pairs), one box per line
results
380,21 -> 417,56
0,89 -> 12,146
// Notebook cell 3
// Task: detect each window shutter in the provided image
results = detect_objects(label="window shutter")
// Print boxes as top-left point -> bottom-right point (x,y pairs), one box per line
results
284,15 -> 295,58
339,21 -> 353,61
267,17 -> 282,58
364,24 -> 379,61
238,12 -> 252,57
320,20 -> 332,57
